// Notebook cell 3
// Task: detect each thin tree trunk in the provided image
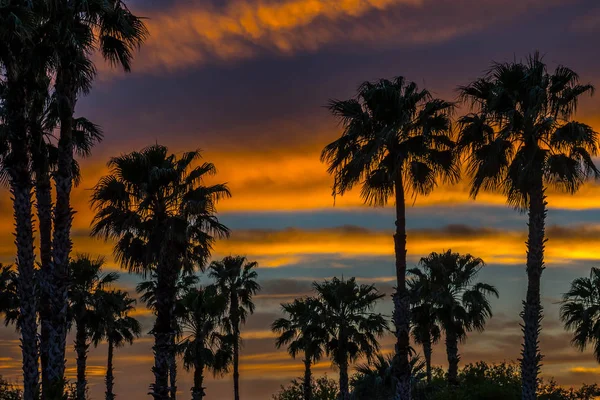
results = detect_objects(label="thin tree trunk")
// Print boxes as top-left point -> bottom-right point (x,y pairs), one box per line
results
338,352 -> 349,400
75,320 -> 88,400
231,296 -> 240,400
445,329 -> 460,385
7,84 -> 40,400
393,171 -> 411,400
191,361 -> 205,400
423,334 -> 433,384
169,335 -> 177,400
152,265 -> 176,400
48,69 -> 76,398
520,180 -> 546,400
105,339 -> 114,400
303,358 -> 312,400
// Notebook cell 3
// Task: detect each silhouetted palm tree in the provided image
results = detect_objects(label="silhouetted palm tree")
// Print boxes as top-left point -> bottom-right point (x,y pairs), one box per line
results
137,273 -> 200,400
43,2 -> 147,394
272,297 -> 327,400
408,268 -> 441,384
351,354 -> 426,400
312,277 -> 388,400
560,267 -> 600,362
457,53 -> 598,399
417,251 -> 498,385
322,77 -> 458,400
91,145 -> 230,400
209,256 -> 260,400
0,265 -> 18,326
0,4 -> 42,397
91,290 -> 141,400
178,285 -> 232,400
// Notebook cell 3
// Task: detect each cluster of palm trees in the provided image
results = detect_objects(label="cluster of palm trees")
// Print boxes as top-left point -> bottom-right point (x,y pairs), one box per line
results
0,0 -> 147,399
272,253 -> 498,400
321,53 -> 599,400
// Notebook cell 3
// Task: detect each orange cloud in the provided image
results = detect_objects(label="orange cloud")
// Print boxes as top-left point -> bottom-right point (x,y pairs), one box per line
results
97,0 -> 562,75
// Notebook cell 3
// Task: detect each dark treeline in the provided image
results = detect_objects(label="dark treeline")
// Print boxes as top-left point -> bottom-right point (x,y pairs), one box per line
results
1,0 -> 600,399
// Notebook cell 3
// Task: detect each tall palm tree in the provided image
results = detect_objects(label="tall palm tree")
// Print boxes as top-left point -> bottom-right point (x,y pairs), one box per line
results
407,269 -> 441,384
312,277 -> 388,400
321,77 -> 459,400
178,285 -> 232,400
137,273 -> 200,400
91,290 -> 141,400
417,250 -> 498,385
68,255 -> 118,400
272,297 -> 327,400
43,3 -> 147,395
91,145 -> 230,400
0,4 -> 43,398
209,256 -> 260,400
560,267 -> 600,362
457,53 -> 599,399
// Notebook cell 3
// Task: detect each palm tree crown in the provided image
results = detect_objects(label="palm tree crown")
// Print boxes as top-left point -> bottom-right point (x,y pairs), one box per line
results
560,267 -> 600,362
312,277 -> 387,400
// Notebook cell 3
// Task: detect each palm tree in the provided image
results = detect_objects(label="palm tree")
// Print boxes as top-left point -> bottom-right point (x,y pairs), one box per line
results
42,3 -> 147,394
408,268 -> 441,384
68,255 -> 118,400
321,77 -> 458,400
209,256 -> 260,400
457,53 -> 599,399
560,267 -> 600,362
417,250 -> 498,385
351,353 -> 426,400
91,145 -> 230,400
91,290 -> 141,400
137,273 -> 200,400
178,285 -> 233,400
0,265 -> 18,326
312,277 -> 388,400
272,297 -> 327,400
0,4 -> 43,398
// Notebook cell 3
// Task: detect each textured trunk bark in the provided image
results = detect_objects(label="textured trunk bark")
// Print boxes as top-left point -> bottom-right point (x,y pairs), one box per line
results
303,358 -> 312,400
338,352 -> 349,400
520,179 -> 546,400
169,335 -> 177,400
232,295 -> 240,400
191,361 -> 205,400
105,339 -> 114,400
48,69 -> 76,398
445,329 -> 460,385
392,171 -> 411,400
7,87 -> 40,400
36,166 -> 52,400
152,264 -> 176,400
423,334 -> 433,384
75,319 -> 88,400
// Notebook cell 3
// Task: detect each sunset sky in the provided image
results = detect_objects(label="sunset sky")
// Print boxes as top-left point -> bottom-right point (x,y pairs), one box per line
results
2,0 -> 600,399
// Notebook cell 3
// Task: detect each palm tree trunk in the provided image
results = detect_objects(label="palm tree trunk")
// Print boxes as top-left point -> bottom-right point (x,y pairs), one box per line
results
152,265 -> 176,400
303,358 -> 312,400
445,329 -> 460,385
338,352 -> 350,400
7,89 -> 40,400
232,297 -> 241,400
106,338 -> 115,400
36,162 -> 52,400
48,69 -> 76,397
169,335 -> 177,400
521,180 -> 546,400
393,171 -> 411,400
191,361 -> 205,400
12,174 -> 40,400
423,334 -> 433,384
75,320 -> 88,400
